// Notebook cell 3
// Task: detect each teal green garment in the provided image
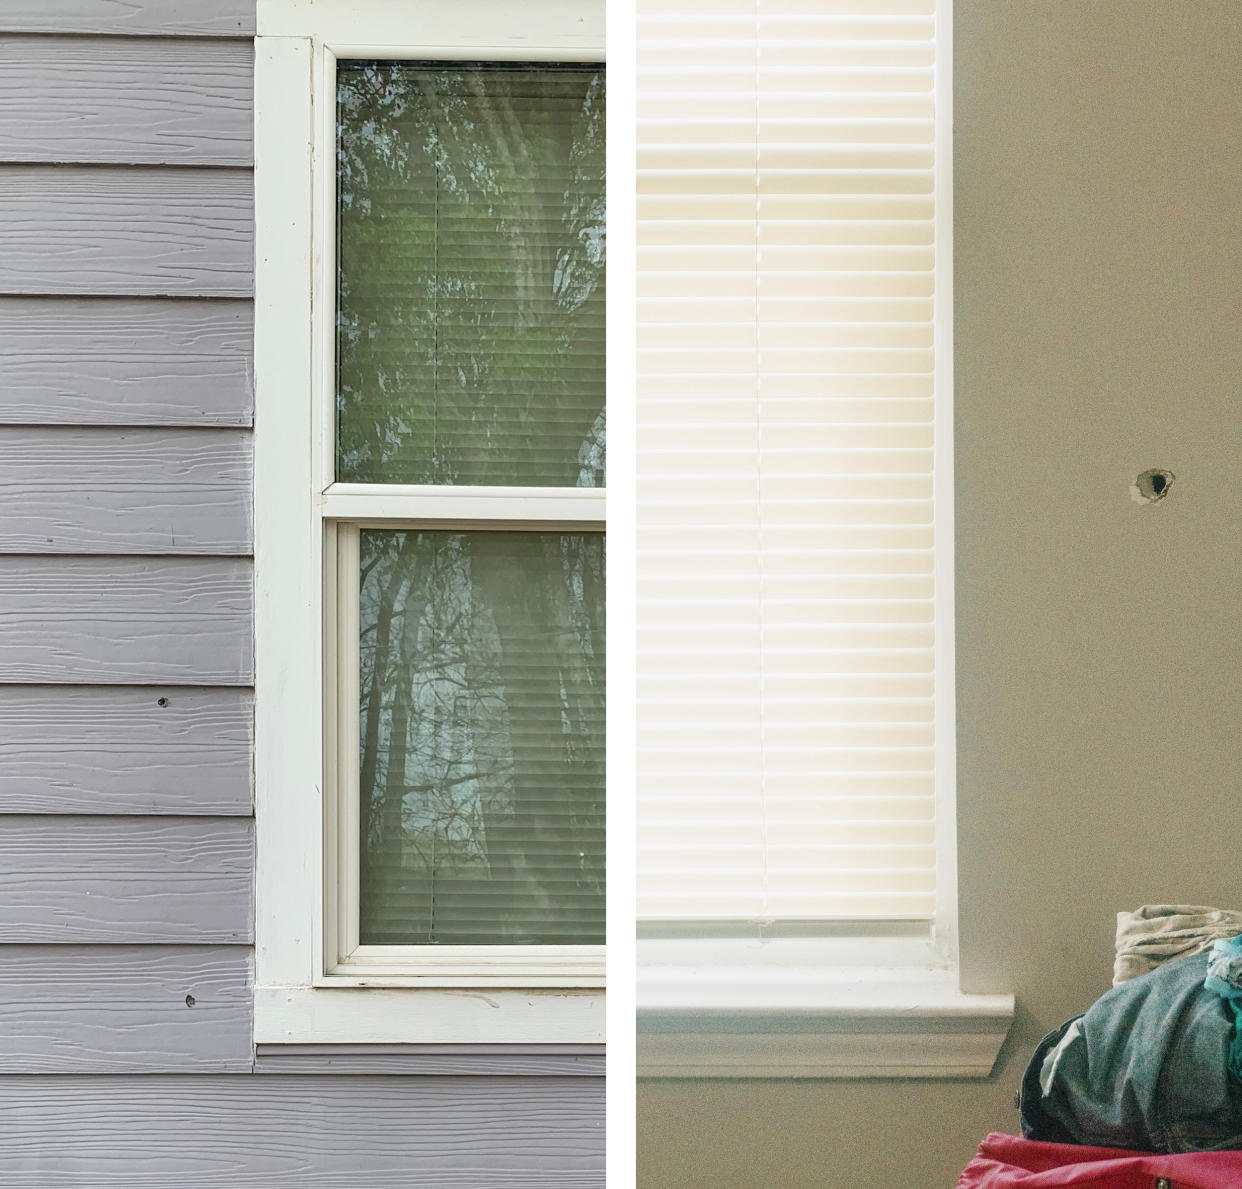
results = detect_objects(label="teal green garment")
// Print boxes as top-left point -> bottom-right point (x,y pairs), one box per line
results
1227,1002 -> 1242,1086
1204,934 -> 1242,1084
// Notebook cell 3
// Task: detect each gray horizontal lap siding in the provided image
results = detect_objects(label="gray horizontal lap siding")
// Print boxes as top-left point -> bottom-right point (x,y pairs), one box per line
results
0,1 -> 254,38
0,37 -> 254,166
0,10 -> 257,1081
0,167 -> 254,297
0,686 -> 253,814
0,556 -> 254,683
0,427 -> 252,553
0,815 -> 254,943
0,297 -> 254,426
0,946 -> 253,1073
0,12 -> 602,1187
0,1076 -> 605,1187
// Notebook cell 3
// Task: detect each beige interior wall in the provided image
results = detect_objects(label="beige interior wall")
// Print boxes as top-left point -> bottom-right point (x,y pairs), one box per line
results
637,4 -> 1242,1185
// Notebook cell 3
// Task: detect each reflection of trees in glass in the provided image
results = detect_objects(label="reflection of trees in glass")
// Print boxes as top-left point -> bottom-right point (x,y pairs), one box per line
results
359,530 -> 605,945
337,62 -> 606,487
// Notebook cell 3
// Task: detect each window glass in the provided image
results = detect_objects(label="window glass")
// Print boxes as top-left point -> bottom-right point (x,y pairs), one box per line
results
358,529 -> 606,946
336,62 -> 606,488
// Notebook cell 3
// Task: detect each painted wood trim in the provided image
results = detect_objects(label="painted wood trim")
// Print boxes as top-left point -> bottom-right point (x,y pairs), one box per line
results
0,816 -> 253,943
253,32 -> 317,993
0,686 -> 252,815
259,0 -> 605,53
0,1 -> 254,38
638,1017 -> 1012,1079
254,1043 -> 605,1076
320,484 -> 606,525
0,166 -> 253,298
254,986 -> 605,1045
0,37 -> 253,166
0,556 -> 253,684
0,297 -> 253,427
0,427 -> 252,554
0,1076 -> 605,1186
0,945 -> 252,1072
637,941 -> 1014,1077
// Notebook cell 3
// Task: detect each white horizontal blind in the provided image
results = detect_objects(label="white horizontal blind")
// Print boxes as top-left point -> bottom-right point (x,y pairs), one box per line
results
637,0 -> 939,922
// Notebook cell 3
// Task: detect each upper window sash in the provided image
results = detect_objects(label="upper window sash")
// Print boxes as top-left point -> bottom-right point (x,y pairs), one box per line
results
309,44 -> 607,505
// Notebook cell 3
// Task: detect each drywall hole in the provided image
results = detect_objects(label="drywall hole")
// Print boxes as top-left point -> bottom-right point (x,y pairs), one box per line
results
156,697 -> 170,708
185,994 -> 196,1008
1131,468 -> 1174,504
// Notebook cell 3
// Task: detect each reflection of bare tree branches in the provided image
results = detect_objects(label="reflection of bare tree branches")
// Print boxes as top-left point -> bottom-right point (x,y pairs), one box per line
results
359,531 -> 419,862
358,530 -> 604,946
336,62 -> 605,487
339,63 -> 606,946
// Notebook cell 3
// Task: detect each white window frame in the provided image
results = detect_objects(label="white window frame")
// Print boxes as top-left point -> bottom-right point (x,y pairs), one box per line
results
254,0 -> 607,1044
634,0 -> 1014,1077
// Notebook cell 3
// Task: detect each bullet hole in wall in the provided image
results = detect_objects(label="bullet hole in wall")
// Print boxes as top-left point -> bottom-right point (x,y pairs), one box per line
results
1131,469 -> 1174,504
157,697 -> 169,708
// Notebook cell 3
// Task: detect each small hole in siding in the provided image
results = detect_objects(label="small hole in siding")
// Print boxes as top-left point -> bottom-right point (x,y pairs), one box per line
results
185,994 -> 196,1008
157,697 -> 170,708
1131,468 -> 1175,504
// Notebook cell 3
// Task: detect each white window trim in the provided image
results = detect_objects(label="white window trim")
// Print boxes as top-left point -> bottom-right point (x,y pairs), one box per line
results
254,0 -> 607,1043
638,935 -> 1013,1078
635,0 -> 1014,1077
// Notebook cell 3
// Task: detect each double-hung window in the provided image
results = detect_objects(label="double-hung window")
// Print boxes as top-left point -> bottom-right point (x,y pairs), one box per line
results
635,0 -> 1012,1075
255,0 -> 606,1044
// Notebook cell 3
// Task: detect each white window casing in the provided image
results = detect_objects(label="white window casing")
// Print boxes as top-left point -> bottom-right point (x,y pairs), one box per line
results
254,0 -> 606,1044
636,0 -> 1013,1075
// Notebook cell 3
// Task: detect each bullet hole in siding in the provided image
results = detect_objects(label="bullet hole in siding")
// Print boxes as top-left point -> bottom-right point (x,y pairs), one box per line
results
185,994 -> 196,1008
1131,468 -> 1175,504
157,697 -> 170,708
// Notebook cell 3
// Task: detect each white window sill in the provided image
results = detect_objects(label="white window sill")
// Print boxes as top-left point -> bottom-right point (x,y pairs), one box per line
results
254,986 -> 605,1046
637,936 -> 1014,1078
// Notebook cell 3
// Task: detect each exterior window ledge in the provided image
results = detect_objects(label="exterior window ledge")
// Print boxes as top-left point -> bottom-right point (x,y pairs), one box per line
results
637,937 -> 1014,1079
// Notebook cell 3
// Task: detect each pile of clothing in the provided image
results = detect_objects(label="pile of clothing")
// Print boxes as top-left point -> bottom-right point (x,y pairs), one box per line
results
959,906 -> 1242,1188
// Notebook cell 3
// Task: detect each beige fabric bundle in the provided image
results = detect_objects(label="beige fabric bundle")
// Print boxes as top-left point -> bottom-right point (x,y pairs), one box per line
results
1114,904 -> 1242,986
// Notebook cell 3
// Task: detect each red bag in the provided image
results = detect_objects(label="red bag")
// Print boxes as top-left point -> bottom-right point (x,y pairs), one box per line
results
958,1132 -> 1242,1189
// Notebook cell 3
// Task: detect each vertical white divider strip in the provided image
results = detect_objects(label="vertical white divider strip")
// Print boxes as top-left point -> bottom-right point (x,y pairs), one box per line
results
755,0 -> 770,925
606,0 -> 638,1172
932,0 -> 960,970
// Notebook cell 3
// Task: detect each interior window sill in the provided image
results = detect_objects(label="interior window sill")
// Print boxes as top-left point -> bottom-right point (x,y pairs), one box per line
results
637,936 -> 1014,1079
